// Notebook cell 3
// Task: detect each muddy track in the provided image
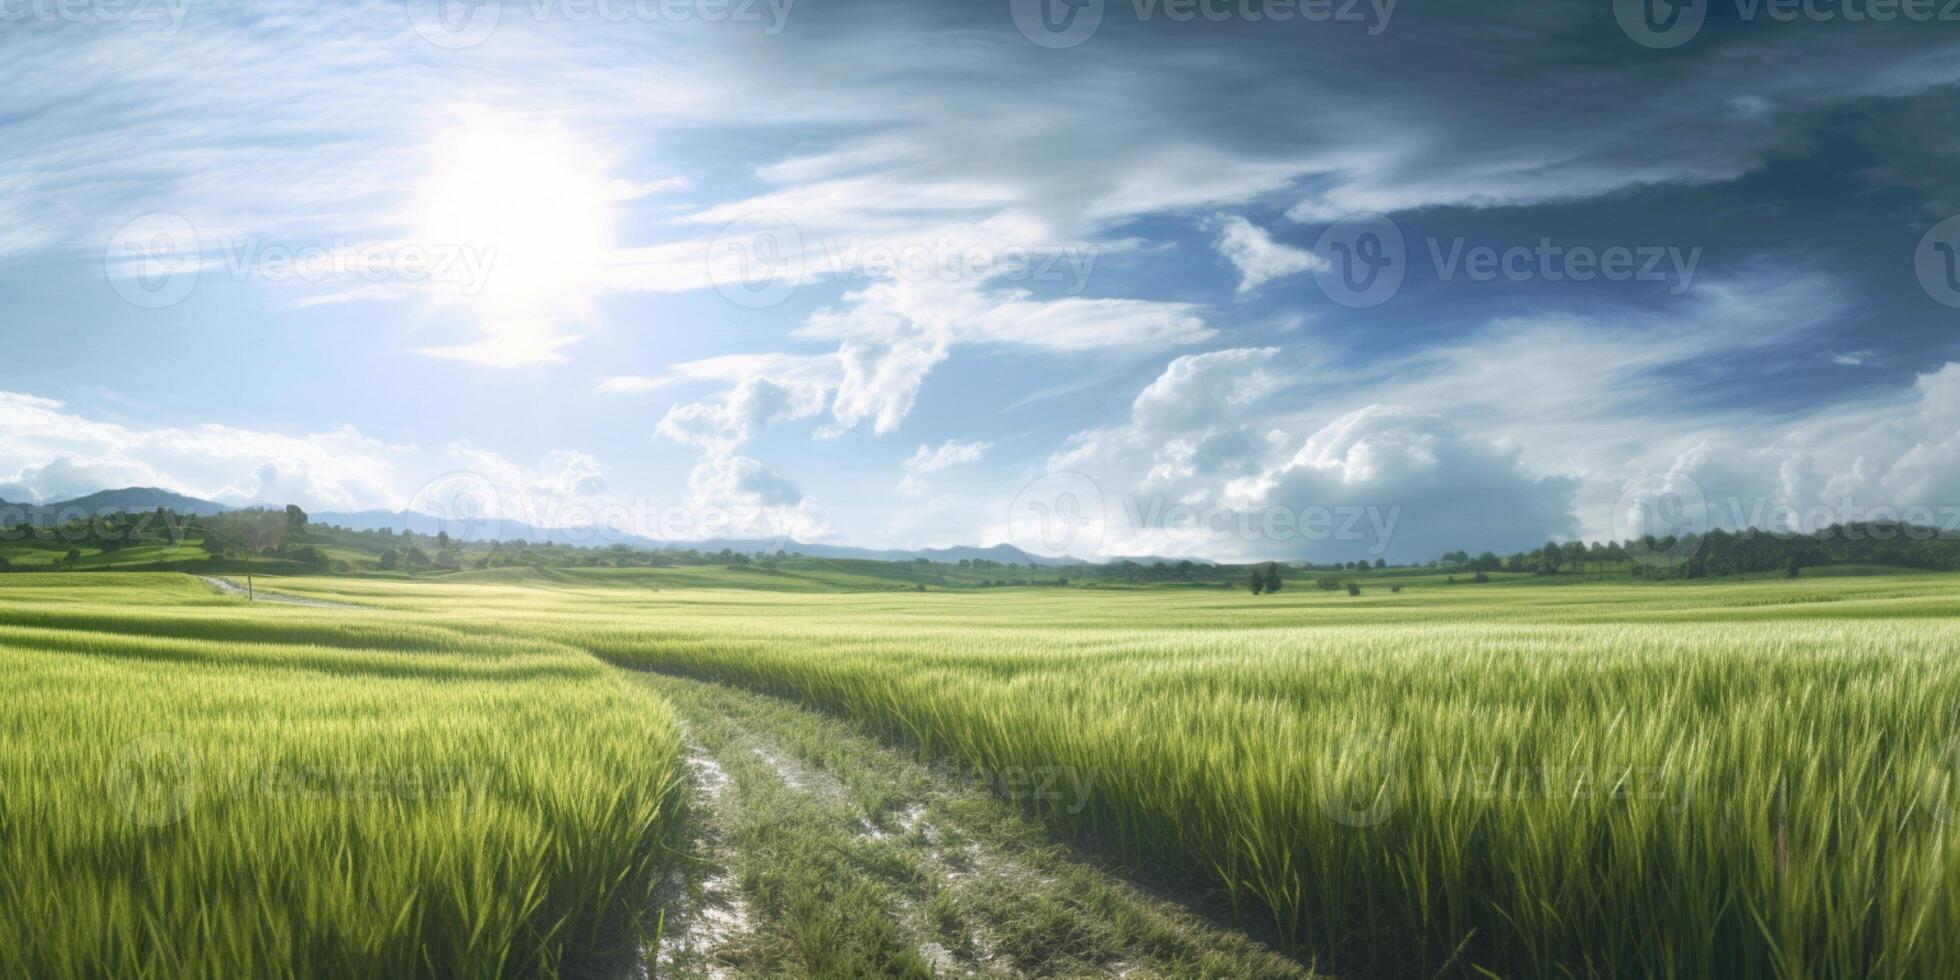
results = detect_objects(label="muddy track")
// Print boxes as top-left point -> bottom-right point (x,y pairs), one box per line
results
198,582 -> 1313,976
196,575 -> 362,609
636,672 -> 1319,979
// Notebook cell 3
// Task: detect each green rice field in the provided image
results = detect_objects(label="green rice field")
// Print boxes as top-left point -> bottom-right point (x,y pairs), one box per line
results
7,569 -> 1960,976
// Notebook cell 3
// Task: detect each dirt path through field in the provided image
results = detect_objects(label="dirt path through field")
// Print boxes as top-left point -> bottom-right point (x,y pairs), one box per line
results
636,672 -> 1318,979
195,575 -> 361,609
171,581 -> 1312,975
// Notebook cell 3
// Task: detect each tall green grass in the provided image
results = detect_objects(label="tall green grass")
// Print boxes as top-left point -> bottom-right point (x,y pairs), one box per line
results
16,570 -> 1960,976
0,574 -> 685,978
500,573 -> 1960,977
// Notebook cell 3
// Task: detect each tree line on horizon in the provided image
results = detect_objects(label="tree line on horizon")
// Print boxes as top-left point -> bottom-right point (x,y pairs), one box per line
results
7,501 -> 1960,584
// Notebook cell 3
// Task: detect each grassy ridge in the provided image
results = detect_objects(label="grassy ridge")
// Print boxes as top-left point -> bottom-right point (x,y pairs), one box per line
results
0,574 -> 686,978
520,574 -> 1960,977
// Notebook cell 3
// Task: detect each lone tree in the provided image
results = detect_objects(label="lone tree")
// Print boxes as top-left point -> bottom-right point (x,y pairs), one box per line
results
1248,569 -> 1266,595
1263,563 -> 1283,594
198,509 -> 289,599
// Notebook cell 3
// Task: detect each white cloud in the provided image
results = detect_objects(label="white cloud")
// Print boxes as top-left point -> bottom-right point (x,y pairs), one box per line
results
656,376 -> 830,450
1130,347 -> 1283,434
653,278 -> 1211,455
898,439 -> 991,494
685,453 -> 833,543
601,353 -> 836,394
905,439 -> 992,474
1213,215 -> 1323,294
415,328 -> 584,368
801,278 -> 1209,434
529,450 -> 609,498
1624,362 -> 1960,538
1030,352 -> 1576,562
688,453 -> 805,509
0,391 -> 401,511
827,331 -> 952,436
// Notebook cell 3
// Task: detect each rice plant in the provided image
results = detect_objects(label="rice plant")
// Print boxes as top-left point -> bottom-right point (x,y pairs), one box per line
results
553,573 -> 1960,977
13,569 -> 1960,976
0,573 -> 686,979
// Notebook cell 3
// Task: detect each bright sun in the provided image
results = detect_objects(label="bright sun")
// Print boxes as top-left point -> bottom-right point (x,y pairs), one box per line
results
412,107 -> 619,363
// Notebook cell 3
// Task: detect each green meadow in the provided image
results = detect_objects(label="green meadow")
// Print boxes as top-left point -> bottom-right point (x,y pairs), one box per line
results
7,568 -> 1960,976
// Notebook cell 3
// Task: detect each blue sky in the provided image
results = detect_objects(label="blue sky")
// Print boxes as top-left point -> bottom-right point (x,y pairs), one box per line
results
5,0 -> 1960,561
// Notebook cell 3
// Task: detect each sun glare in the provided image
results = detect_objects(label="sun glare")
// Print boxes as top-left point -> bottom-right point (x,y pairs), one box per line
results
411,108 -> 618,361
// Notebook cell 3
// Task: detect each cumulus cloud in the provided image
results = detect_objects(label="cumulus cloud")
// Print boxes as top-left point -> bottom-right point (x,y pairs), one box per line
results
424,443 -> 620,534
1130,347 -> 1283,433
530,450 -> 609,498
0,391 -> 400,511
657,376 -> 831,450
1618,362 -> 1960,538
688,453 -> 805,509
1213,216 -> 1323,294
1032,351 -> 1578,562
1232,406 -> 1580,561
686,453 -> 833,543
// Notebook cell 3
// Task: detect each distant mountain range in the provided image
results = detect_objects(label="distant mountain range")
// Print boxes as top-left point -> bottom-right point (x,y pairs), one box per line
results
1,486 -> 1081,565
309,508 -> 1080,566
0,486 -> 230,526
